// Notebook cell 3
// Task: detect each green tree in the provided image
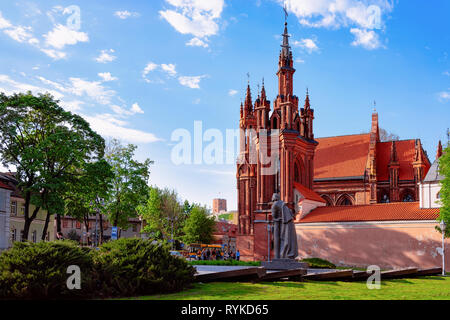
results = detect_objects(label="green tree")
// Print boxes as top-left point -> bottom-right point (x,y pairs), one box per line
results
139,187 -> 186,243
64,159 -> 114,245
438,143 -> 450,237
182,204 -> 216,245
105,139 -> 153,236
0,92 -> 104,241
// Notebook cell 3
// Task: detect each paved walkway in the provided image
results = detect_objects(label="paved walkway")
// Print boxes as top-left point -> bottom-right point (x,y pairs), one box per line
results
194,265 -> 336,275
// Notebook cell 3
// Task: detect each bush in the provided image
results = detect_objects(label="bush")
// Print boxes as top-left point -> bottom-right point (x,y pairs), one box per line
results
301,257 -> 336,269
92,238 -> 195,297
0,241 -> 94,299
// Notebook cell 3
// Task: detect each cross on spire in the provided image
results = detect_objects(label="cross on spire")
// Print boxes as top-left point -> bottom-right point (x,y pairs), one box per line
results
283,1 -> 288,22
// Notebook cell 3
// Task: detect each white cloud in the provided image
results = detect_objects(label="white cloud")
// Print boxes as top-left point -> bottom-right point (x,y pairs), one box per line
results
0,12 -> 12,29
350,28 -> 383,50
4,25 -> 34,43
281,0 -> 393,49
161,63 -> 177,77
293,38 -> 319,53
68,77 -> 116,105
95,49 -> 116,63
143,62 -> 206,89
83,113 -> 161,144
98,72 -> 118,82
43,24 -> 88,49
186,37 -> 209,48
131,102 -> 144,114
295,58 -> 305,63
112,102 -> 144,116
114,10 -> 139,19
443,71 -> 450,77
61,100 -> 84,112
438,90 -> 450,103
178,75 -> 206,89
228,89 -> 238,96
40,48 -> 66,60
0,74 -> 63,99
160,0 -> 224,45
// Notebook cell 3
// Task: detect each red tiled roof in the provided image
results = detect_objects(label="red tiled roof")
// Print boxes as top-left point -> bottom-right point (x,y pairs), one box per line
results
376,140 -> 430,181
294,182 -> 326,203
314,134 -> 370,179
213,221 -> 237,235
298,202 -> 439,223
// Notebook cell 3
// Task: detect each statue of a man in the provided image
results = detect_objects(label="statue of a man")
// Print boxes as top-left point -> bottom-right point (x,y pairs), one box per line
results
271,193 -> 298,260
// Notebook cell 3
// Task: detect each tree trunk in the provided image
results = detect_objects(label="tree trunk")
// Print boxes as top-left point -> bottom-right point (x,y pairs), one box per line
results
56,214 -> 62,233
83,216 -> 90,246
41,211 -> 51,241
99,213 -> 104,245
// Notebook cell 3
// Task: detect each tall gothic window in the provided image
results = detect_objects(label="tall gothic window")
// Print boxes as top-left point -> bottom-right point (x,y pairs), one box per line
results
337,195 -> 353,206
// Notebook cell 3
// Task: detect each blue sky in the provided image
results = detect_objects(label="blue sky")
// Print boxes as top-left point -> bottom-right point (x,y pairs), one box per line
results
0,0 -> 448,211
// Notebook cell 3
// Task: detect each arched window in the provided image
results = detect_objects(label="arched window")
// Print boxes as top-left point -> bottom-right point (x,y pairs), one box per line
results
337,195 -> 353,206
401,190 -> 415,202
437,192 -> 440,199
272,117 -> 278,129
321,195 -> 333,207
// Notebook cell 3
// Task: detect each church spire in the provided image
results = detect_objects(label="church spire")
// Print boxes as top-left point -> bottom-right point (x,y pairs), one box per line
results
304,88 -> 310,110
261,77 -> 266,101
244,83 -> 252,114
436,140 -> 443,159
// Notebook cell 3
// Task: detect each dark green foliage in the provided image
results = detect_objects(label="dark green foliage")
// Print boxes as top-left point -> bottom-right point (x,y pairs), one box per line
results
91,238 -> 195,297
0,241 -> 94,299
439,143 -> 450,237
301,257 -> 336,269
189,260 -> 261,266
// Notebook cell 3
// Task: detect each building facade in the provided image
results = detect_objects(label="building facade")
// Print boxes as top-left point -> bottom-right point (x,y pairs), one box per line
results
236,20 -> 439,265
212,198 -> 227,214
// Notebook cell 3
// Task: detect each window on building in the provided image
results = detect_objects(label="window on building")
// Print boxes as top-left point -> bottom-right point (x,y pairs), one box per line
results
11,228 -> 16,242
402,192 -> 414,202
380,194 -> 390,203
11,201 -> 17,216
20,205 -> 25,215
63,219 -> 69,228
437,192 -> 440,199
32,230 -> 37,243
132,224 -> 137,232
337,195 -> 353,206
76,221 -> 81,229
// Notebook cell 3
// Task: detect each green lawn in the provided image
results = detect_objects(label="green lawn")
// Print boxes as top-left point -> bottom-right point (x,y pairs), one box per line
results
130,276 -> 450,300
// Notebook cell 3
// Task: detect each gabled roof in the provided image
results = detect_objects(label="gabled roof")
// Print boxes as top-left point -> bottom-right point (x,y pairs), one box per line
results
314,133 -> 370,180
294,182 -> 326,203
376,140 -> 429,181
298,202 -> 439,223
423,159 -> 444,182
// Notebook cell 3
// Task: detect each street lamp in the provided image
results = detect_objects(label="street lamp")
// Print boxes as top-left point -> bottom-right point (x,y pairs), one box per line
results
441,220 -> 447,276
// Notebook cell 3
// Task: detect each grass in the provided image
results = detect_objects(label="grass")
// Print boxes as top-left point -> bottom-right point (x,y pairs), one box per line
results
128,276 -> 450,300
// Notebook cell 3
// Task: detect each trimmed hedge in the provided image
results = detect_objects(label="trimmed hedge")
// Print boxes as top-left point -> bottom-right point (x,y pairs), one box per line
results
0,239 -> 195,299
92,238 -> 196,297
0,241 -> 94,299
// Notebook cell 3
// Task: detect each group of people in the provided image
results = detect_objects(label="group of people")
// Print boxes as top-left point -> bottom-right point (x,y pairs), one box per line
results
196,248 -> 240,261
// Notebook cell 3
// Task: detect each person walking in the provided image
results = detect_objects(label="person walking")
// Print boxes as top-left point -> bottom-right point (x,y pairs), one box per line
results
236,250 -> 240,261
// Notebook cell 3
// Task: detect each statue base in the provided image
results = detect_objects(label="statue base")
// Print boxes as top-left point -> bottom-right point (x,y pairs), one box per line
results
261,259 -> 309,270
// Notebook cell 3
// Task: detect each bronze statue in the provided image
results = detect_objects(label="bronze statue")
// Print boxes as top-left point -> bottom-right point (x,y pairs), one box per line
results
271,193 -> 298,260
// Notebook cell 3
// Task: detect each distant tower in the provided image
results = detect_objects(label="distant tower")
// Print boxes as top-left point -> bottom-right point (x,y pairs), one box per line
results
212,199 -> 227,214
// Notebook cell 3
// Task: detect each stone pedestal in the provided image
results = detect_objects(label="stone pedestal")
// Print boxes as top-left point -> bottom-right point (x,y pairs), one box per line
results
261,259 -> 309,270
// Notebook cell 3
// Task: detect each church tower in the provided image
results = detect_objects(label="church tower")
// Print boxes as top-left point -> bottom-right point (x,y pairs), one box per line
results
237,18 -> 318,253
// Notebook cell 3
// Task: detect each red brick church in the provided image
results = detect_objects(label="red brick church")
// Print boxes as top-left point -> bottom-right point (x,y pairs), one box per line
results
236,21 -> 436,263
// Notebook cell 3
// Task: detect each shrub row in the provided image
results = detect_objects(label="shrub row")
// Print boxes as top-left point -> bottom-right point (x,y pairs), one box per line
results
0,239 -> 195,299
